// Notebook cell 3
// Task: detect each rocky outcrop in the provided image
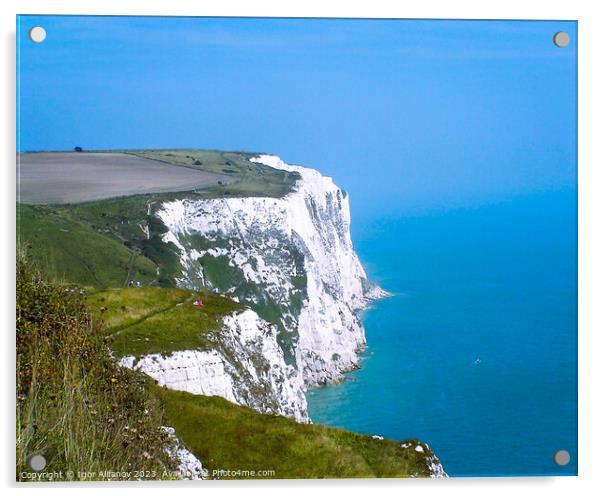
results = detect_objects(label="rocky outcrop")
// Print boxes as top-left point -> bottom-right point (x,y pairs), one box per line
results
163,426 -> 207,480
120,309 -> 308,422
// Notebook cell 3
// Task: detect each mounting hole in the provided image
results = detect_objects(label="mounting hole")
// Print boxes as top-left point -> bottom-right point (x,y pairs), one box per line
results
28,454 -> 47,471
29,26 -> 46,43
553,31 -> 570,48
554,449 -> 571,466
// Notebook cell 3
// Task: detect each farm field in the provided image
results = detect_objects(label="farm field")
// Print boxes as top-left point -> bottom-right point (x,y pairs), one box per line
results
18,152 -> 232,204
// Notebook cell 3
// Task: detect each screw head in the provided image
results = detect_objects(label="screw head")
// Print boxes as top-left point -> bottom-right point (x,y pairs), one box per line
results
553,31 -> 570,48
29,26 -> 47,43
554,450 -> 571,466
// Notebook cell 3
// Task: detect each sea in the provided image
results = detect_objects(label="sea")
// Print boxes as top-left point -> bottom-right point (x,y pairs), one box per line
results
307,190 -> 577,477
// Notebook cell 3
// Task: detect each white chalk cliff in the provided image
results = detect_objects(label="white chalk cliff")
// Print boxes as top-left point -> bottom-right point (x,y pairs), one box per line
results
120,308 -> 307,422
123,154 -> 385,422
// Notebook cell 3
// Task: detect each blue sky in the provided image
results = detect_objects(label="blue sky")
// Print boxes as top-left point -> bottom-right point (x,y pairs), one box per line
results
17,16 -> 577,216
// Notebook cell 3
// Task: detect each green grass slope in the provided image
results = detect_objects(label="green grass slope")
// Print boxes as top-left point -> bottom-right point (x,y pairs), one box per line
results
63,195 -> 183,286
17,203 -> 158,288
87,287 -> 242,358
155,387 -> 437,479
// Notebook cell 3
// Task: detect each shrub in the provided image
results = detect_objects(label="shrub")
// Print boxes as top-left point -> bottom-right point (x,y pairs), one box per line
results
16,255 -> 177,481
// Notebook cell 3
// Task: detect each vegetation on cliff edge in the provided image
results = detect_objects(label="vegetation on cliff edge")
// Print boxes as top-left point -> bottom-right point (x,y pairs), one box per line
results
16,256 -> 177,481
155,387 -> 438,479
86,287 -> 242,358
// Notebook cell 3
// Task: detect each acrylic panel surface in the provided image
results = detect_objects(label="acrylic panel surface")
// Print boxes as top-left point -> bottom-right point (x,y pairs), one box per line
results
16,16 -> 577,480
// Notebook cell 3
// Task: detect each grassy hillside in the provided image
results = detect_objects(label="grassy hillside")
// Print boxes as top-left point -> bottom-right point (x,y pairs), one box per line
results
87,287 -> 242,358
155,387 -> 437,479
17,203 -> 158,288
16,256 -> 176,481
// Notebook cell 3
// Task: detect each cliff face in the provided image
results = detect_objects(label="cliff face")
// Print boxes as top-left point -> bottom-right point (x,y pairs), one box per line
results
158,155 -> 384,388
122,154 -> 384,423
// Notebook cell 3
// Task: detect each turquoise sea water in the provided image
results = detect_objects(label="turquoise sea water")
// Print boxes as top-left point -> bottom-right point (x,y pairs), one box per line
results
307,191 -> 577,477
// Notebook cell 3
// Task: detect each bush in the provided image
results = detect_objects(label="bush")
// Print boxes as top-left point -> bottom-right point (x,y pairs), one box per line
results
16,255 -> 177,481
